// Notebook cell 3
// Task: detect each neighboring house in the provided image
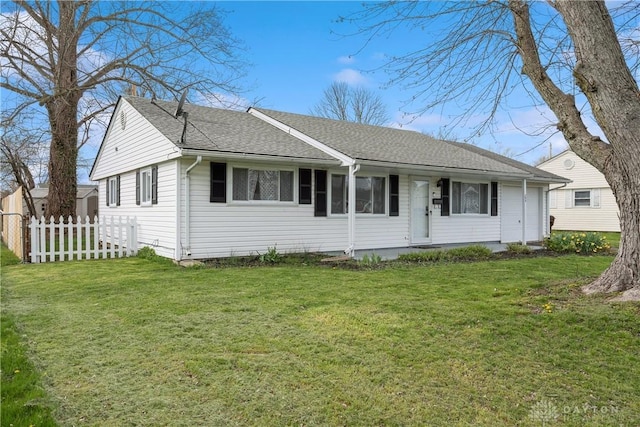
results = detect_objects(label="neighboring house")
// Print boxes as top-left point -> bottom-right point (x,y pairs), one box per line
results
537,150 -> 620,232
6,184 -> 99,219
90,96 -> 568,260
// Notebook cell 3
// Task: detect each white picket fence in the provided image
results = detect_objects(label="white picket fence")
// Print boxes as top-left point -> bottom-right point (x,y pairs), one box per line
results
29,216 -> 138,263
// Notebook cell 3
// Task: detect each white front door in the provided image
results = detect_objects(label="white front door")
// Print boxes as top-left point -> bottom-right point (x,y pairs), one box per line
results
501,185 -> 542,243
411,178 -> 431,244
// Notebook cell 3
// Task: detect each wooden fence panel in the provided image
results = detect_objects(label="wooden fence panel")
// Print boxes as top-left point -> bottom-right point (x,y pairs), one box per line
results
1,186 -> 24,259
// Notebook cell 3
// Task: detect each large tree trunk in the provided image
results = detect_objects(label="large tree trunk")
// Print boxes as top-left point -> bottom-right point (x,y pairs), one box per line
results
45,101 -> 79,219
44,1 -> 79,219
510,0 -> 640,299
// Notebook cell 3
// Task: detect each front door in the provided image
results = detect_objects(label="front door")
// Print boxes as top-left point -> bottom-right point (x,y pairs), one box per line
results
411,178 -> 431,244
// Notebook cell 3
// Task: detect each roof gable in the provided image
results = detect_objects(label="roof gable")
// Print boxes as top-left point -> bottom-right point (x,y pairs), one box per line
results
124,97 -> 335,162
90,97 -> 181,180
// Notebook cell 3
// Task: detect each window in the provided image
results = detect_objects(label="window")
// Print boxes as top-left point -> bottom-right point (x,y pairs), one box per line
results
140,168 -> 152,205
136,166 -> 158,206
107,176 -> 120,207
451,181 -> 488,214
232,168 -> 294,202
568,189 -> 599,208
330,174 -> 386,215
574,190 -> 591,207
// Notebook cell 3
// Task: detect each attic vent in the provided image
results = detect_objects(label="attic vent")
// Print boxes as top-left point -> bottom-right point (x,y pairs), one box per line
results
563,158 -> 575,170
120,111 -> 127,130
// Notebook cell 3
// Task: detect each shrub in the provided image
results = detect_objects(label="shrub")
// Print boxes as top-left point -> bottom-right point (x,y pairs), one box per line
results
360,253 -> 382,266
137,246 -> 175,266
398,245 -> 493,263
544,232 -> 610,254
506,243 -> 532,254
137,246 -> 159,260
447,245 -> 493,260
259,246 -> 282,264
398,250 -> 448,263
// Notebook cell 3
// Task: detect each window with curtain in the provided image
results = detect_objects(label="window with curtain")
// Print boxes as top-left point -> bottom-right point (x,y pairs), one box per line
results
331,174 -> 386,214
451,181 -> 489,214
232,168 -> 294,202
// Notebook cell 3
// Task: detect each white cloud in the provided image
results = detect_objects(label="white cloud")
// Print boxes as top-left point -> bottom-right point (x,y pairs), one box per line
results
337,55 -> 355,64
387,111 -> 448,135
333,68 -> 369,85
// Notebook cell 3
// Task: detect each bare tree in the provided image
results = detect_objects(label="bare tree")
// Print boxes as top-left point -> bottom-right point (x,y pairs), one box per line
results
1,1 -> 248,218
345,1 -> 640,299
311,82 -> 389,125
0,111 -> 49,217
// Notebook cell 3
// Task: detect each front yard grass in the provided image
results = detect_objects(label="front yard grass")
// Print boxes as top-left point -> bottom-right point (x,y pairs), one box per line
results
2,253 -> 639,426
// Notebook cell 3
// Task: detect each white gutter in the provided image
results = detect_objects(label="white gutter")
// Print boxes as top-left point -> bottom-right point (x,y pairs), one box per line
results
522,178 -> 527,245
180,148 -> 341,166
184,156 -> 202,257
247,108 -> 355,167
346,164 -> 360,257
175,161 -> 182,261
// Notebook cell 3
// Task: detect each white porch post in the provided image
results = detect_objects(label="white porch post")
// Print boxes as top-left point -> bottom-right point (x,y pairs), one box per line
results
522,178 -> 527,245
347,164 -> 359,257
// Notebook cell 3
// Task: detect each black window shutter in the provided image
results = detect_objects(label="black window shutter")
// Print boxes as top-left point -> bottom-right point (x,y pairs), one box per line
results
136,170 -> 140,205
389,174 -> 399,216
116,175 -> 121,206
152,166 -> 158,205
491,181 -> 498,216
210,162 -> 226,203
314,170 -> 327,216
299,168 -> 312,204
440,178 -> 450,216
106,178 -> 110,207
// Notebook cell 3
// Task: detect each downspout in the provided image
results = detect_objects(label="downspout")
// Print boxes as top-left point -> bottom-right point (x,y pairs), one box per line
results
546,183 -> 568,237
346,163 -> 360,257
184,156 -> 202,257
522,178 -> 527,245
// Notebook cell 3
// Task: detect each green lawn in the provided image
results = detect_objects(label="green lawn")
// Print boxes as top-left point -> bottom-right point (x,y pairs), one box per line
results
2,253 -> 639,426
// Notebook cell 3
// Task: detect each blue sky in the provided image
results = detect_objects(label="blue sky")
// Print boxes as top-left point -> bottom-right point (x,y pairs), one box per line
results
215,1 -> 570,165
8,0 -> 616,185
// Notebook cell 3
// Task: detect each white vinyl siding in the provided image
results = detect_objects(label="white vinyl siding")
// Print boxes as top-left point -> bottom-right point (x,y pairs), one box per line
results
182,162 -> 408,259
539,151 -> 619,232
99,161 -> 178,258
91,99 -> 181,180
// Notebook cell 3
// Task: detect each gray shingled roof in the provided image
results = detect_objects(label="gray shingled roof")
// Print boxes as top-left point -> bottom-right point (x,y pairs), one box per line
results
29,185 -> 97,199
125,97 -> 335,161
446,141 -> 569,182
253,108 -> 568,181
123,96 -> 567,181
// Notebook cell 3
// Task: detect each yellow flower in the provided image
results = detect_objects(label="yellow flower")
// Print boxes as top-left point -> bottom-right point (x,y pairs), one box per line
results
14,369 -> 20,374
